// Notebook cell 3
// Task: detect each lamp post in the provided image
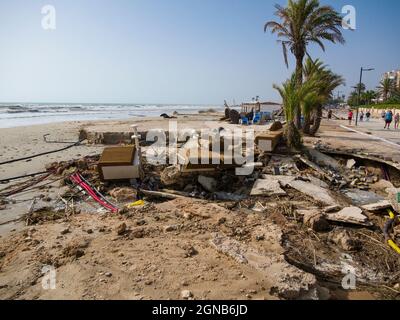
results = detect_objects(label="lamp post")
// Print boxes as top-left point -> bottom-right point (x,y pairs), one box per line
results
356,67 -> 374,126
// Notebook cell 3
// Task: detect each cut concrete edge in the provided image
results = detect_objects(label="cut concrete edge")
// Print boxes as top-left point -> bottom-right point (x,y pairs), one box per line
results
210,232 -> 319,300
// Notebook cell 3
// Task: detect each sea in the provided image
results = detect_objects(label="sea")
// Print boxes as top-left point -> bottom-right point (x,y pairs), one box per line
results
0,103 -> 224,129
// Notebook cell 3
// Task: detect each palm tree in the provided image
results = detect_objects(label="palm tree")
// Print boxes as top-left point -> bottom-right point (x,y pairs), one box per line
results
354,83 -> 366,94
264,0 -> 345,85
377,78 -> 396,102
273,75 -> 302,149
302,58 -> 345,134
264,0 -> 345,128
273,74 -> 316,149
362,90 -> 377,105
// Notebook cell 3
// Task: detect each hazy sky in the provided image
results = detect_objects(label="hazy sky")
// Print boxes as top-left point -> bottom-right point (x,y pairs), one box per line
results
0,0 -> 399,105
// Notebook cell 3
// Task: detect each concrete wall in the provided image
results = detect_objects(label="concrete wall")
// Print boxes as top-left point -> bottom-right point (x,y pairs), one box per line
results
359,107 -> 400,118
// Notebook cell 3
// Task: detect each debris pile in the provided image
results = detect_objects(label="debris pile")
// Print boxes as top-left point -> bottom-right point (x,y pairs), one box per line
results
3,125 -> 400,300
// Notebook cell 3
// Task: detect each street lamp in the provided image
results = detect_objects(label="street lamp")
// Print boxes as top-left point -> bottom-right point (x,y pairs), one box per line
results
356,67 -> 374,126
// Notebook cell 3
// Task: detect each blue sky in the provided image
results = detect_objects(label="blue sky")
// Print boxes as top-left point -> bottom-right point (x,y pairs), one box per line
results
0,0 -> 398,105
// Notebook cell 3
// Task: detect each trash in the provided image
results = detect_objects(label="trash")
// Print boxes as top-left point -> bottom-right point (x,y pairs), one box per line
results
127,200 -> 145,208
98,146 -> 141,181
326,207 -> 371,226
387,188 -> 400,213
142,189 -> 187,200
330,230 -> 362,252
160,166 -> 182,186
214,192 -> 246,201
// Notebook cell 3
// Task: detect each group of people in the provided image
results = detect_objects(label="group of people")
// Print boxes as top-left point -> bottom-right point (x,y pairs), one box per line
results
381,110 -> 400,130
346,109 -> 400,129
347,110 -> 371,125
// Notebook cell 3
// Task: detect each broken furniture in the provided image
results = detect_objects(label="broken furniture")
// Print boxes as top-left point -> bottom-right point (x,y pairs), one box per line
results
98,146 -> 141,181
255,130 -> 283,152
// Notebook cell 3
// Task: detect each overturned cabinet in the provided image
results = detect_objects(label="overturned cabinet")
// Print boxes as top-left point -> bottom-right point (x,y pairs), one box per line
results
98,146 -> 141,181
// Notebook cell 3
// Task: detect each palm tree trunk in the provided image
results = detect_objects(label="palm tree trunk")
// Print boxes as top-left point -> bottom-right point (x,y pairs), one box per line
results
284,120 -> 303,150
303,113 -> 311,134
294,54 -> 304,129
309,106 -> 323,136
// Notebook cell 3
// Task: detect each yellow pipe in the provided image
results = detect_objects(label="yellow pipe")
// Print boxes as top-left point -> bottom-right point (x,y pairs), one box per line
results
386,209 -> 400,254
388,240 -> 400,255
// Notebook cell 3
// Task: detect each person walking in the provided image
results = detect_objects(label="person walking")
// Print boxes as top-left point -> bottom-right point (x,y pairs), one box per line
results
348,110 -> 353,125
327,109 -> 333,121
381,110 -> 386,120
384,110 -> 393,129
395,113 -> 400,130
366,110 -> 371,122
359,111 -> 364,122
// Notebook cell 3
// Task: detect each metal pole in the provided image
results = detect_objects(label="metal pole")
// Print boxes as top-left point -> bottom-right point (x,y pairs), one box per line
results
356,67 -> 363,126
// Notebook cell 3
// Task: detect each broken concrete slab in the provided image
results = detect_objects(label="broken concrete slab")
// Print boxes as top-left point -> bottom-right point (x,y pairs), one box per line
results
305,175 -> 329,189
343,189 -> 384,206
346,159 -> 356,169
323,205 -> 341,214
285,180 -> 337,206
251,178 -> 287,196
308,148 -> 341,171
259,175 -> 337,205
302,210 -> 331,232
210,229 -> 318,300
361,200 -> 392,212
326,207 -> 371,226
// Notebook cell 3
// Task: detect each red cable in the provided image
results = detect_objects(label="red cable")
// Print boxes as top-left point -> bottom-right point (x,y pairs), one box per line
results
70,174 -> 118,213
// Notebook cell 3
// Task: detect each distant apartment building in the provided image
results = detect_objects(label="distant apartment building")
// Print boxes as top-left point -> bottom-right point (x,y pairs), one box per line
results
382,70 -> 400,89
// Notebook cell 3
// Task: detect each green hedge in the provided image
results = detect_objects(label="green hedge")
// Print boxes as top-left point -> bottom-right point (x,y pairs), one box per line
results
359,103 -> 400,110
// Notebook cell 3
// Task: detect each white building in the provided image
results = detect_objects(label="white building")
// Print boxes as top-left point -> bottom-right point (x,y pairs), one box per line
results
382,70 -> 400,89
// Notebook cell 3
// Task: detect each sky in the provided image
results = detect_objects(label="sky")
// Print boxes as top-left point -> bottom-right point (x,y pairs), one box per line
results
0,0 -> 399,105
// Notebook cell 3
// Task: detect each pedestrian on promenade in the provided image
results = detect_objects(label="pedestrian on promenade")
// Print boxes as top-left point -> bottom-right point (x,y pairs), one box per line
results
328,109 -> 332,120
348,110 -> 353,125
359,111 -> 364,122
384,110 -> 393,129
366,110 -> 371,122
395,113 -> 400,130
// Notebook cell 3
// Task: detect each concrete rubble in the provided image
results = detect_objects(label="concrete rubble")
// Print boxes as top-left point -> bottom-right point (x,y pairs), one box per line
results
210,230 -> 319,300
3,121 -> 400,301
326,207 -> 371,226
